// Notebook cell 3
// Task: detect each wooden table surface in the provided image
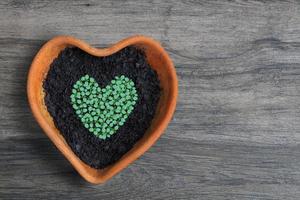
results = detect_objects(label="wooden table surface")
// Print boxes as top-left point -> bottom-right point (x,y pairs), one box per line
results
2,0 -> 300,199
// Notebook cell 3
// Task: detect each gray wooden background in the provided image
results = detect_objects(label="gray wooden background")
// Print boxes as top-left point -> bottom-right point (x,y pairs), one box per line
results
1,0 -> 300,199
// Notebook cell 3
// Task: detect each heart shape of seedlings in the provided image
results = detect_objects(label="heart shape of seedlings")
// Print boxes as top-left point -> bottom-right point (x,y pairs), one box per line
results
71,75 -> 138,139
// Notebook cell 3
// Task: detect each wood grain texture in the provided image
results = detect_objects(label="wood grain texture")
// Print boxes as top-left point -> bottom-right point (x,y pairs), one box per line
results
1,0 -> 300,199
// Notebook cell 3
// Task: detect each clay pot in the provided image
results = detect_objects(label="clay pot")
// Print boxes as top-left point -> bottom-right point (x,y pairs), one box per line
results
27,35 -> 178,184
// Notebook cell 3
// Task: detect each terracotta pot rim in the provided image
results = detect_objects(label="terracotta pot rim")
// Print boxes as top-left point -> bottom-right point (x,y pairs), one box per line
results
27,35 -> 178,184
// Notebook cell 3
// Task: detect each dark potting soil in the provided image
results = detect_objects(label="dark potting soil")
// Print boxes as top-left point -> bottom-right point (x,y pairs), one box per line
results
43,46 -> 161,169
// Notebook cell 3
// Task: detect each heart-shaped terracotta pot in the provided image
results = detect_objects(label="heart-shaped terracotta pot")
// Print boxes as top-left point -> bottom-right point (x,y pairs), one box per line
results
27,35 -> 178,184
